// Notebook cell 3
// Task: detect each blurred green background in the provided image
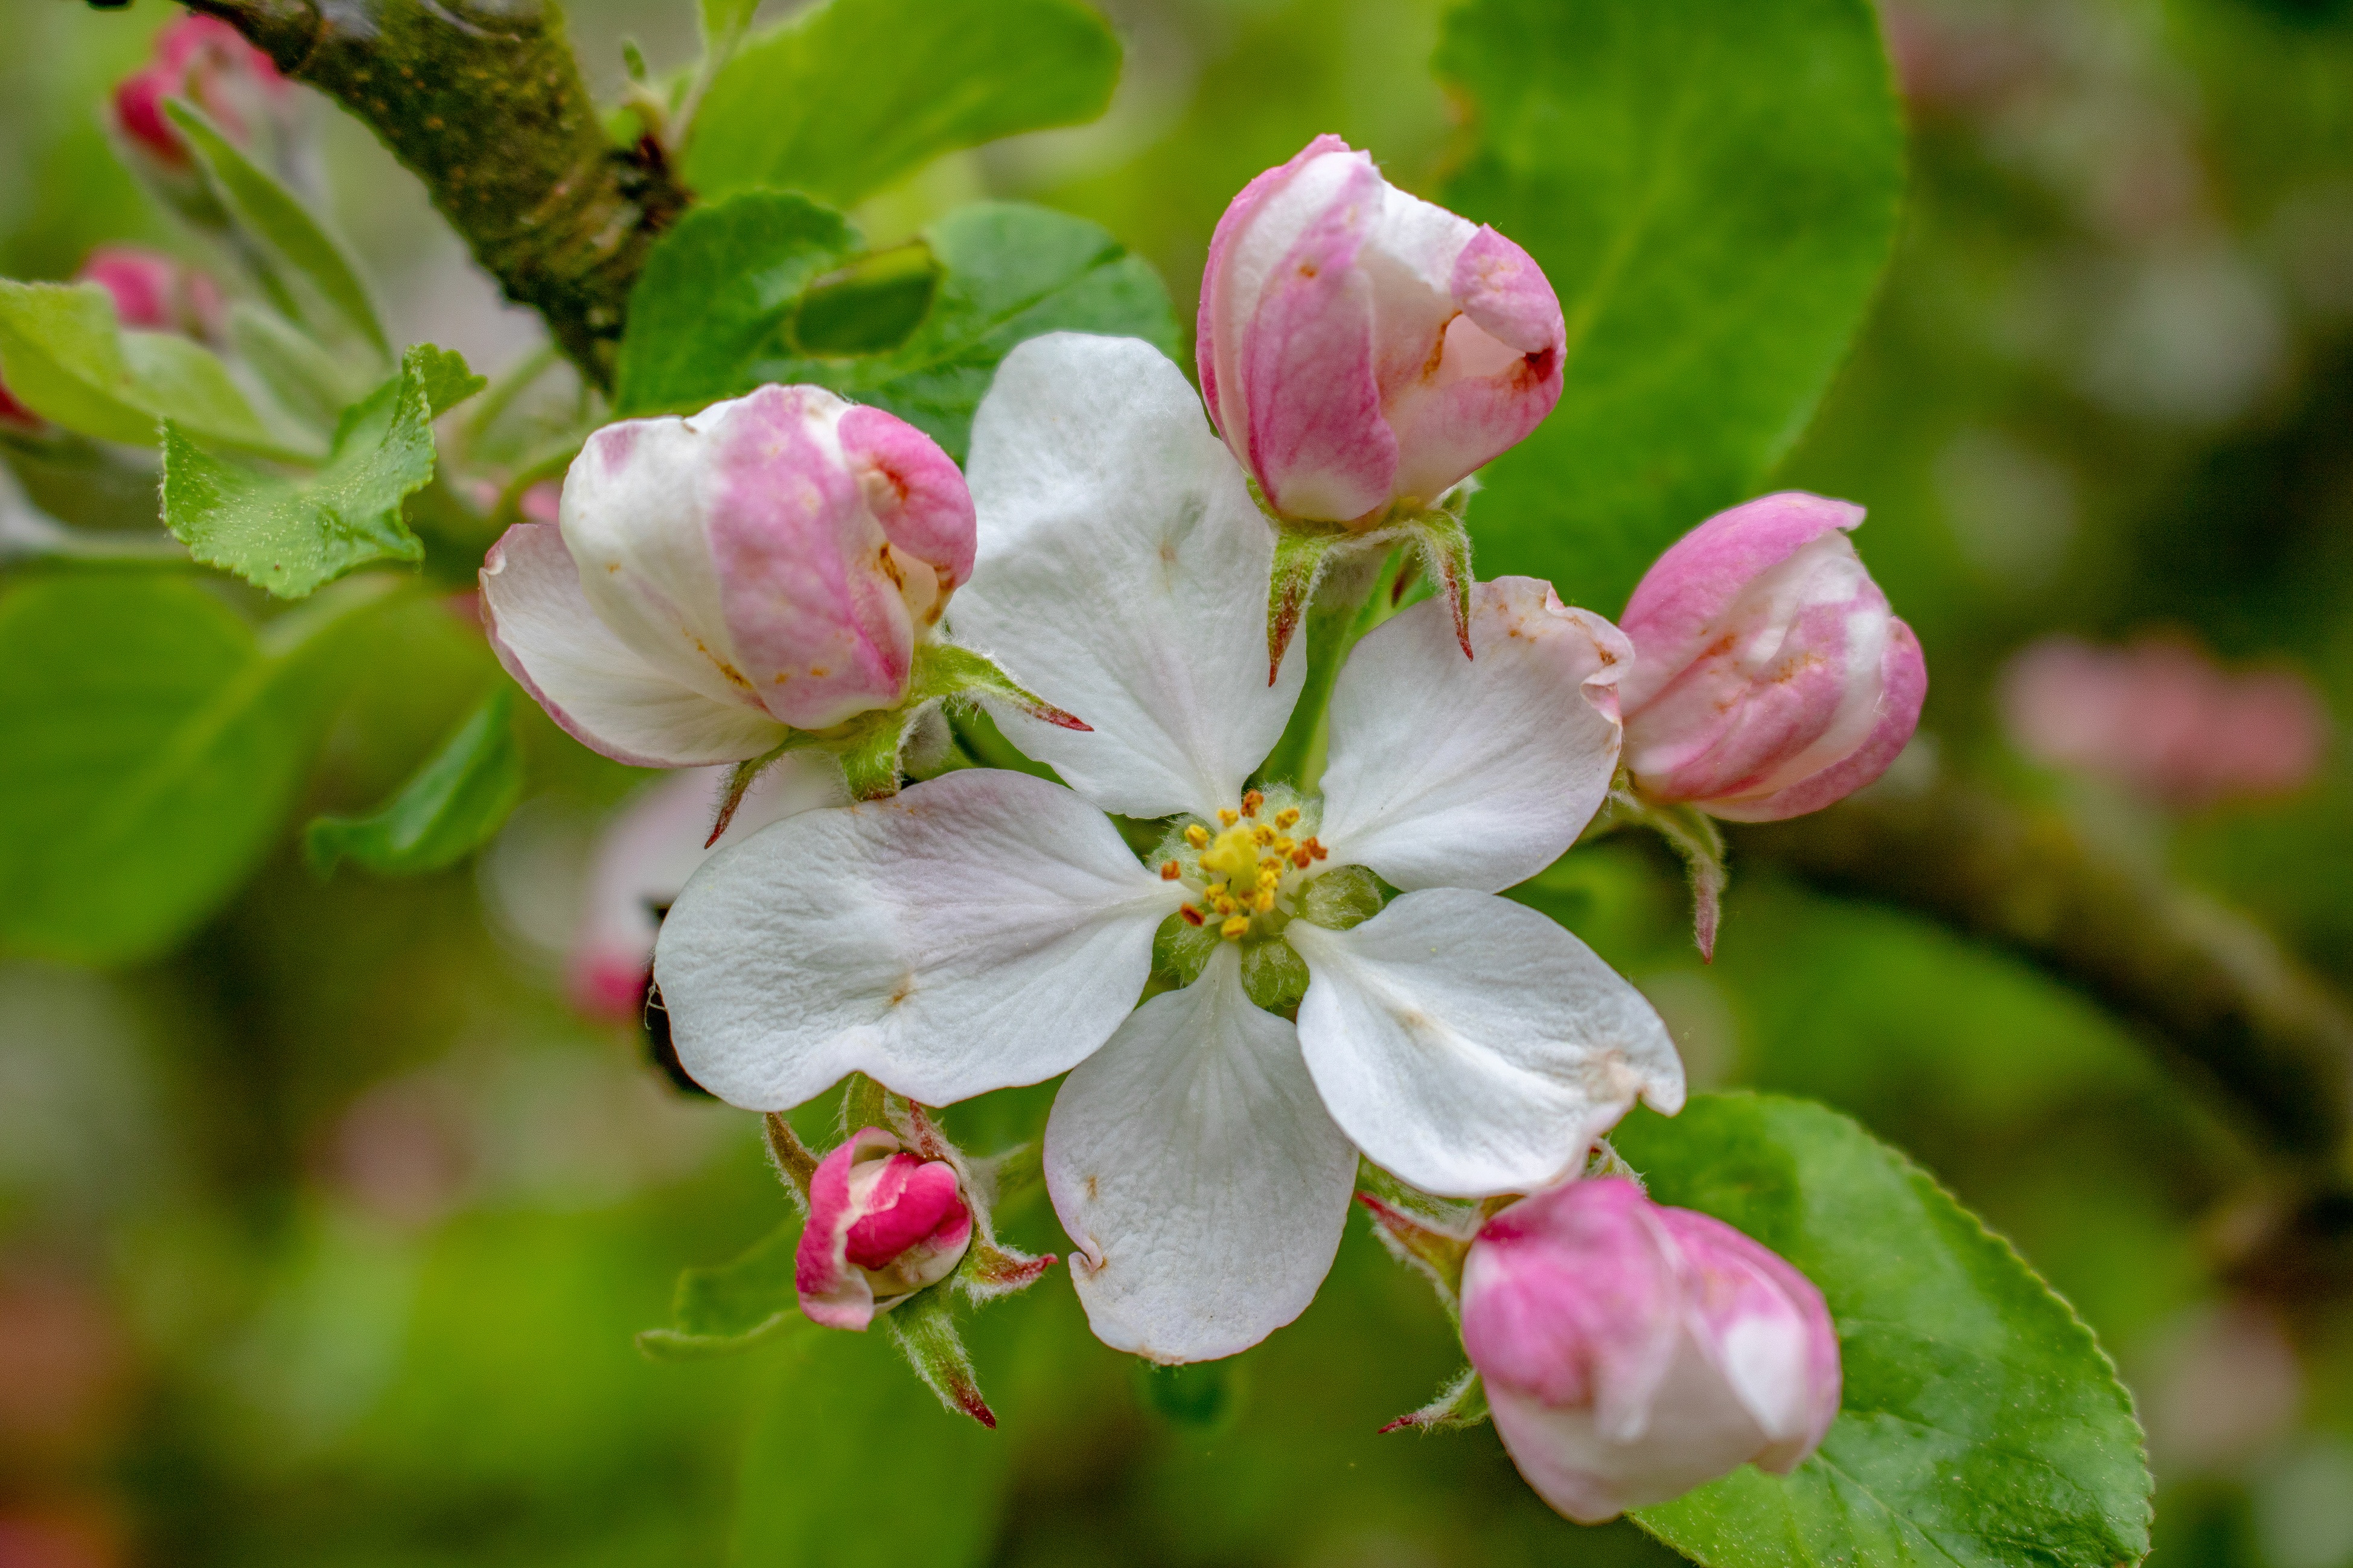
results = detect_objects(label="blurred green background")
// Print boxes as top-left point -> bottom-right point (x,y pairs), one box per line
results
1,0 -> 2348,1564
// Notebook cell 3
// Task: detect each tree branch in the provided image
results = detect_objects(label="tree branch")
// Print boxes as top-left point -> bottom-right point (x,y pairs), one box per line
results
1730,778 -> 2353,1172
174,0 -> 689,387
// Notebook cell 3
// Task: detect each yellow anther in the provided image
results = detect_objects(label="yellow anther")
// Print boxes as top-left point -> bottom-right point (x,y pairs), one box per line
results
1275,806 -> 1301,829
1252,824 -> 1275,847
1220,914 -> 1250,939
1253,888 -> 1276,913
1218,808 -> 1239,827
1205,881 -> 1228,900
1272,836 -> 1295,855
1160,859 -> 1181,881
1213,895 -> 1237,916
1240,789 -> 1264,818
1185,824 -> 1210,848
1257,863 -> 1282,889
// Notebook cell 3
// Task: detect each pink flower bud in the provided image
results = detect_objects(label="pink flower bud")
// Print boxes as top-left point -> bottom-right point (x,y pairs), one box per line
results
1198,135 -> 1565,526
110,15 -> 294,171
796,1128 -> 974,1330
2002,634 -> 2331,809
0,380 -> 37,431
1617,492 -> 1927,821
75,247 -> 223,340
1461,1178 -> 1841,1523
484,385 -> 977,765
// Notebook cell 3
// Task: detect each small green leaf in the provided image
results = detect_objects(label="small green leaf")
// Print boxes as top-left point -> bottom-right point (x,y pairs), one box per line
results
1436,0 -> 1904,611
613,193 -> 860,417
636,1219 -> 811,1362
164,99 -> 392,362
619,197 -> 1178,459
303,689 -> 522,877
1613,1094 -> 2153,1568
0,280 -> 290,453
791,241 -> 944,356
408,343 -> 488,417
685,0 -> 1120,208
229,302 -> 368,433
164,344 -> 471,599
0,573 -> 397,966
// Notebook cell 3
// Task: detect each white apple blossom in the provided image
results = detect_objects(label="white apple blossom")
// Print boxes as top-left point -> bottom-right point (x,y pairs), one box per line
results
653,334 -> 1684,1365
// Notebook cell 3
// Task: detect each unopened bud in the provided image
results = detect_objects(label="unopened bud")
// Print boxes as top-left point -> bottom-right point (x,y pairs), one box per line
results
482,385 -> 976,766
1198,135 -> 1563,526
1617,492 -> 1926,821
110,15 -> 296,173
76,246 -> 223,339
797,1127 -> 974,1330
1460,1177 -> 1841,1522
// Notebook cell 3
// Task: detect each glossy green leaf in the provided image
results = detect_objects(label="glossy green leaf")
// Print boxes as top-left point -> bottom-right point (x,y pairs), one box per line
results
229,301 -> 366,433
793,241 -> 945,355
0,573 -> 397,966
164,98 -> 393,362
1435,0 -> 1904,611
0,280 -> 292,454
685,0 -> 1120,207
637,1219 -> 812,1362
303,689 -> 522,877
163,344 -> 474,599
619,196 -> 1177,459
1612,1094 -> 2153,1568
730,1331 -> 1010,1567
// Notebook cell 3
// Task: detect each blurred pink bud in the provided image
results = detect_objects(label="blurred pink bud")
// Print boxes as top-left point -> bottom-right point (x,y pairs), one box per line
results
797,1127 -> 974,1330
1617,492 -> 1927,822
0,380 -> 37,430
1461,1178 -> 1841,1523
1198,135 -> 1564,526
2000,634 -> 2330,810
484,386 -> 977,766
75,246 -> 223,339
567,759 -> 845,1023
110,14 -> 293,170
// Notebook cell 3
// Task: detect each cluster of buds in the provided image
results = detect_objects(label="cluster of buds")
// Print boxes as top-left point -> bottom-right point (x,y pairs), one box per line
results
1,247 -> 223,432
1365,1174 -> 1841,1525
764,1091 -> 1055,1428
480,384 -> 1078,809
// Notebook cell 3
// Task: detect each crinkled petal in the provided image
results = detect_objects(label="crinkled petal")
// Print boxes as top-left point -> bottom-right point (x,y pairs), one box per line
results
956,334 -> 1304,818
1046,943 -> 1357,1363
480,522 -> 788,767
1289,890 -> 1682,1197
1317,578 -> 1629,893
1705,618 -> 1927,823
654,768 -> 1181,1109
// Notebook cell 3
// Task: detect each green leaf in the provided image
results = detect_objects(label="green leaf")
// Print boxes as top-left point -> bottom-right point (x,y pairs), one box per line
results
0,280 -> 293,454
164,344 -> 471,599
229,302 -> 367,434
637,1219 -> 811,1362
0,573 -> 398,966
793,241 -> 945,355
1611,1094 -> 2153,1568
685,0 -> 1120,208
164,98 -> 393,363
1435,0 -> 1904,611
613,193 -> 860,417
618,196 -> 1178,460
302,689 -> 522,877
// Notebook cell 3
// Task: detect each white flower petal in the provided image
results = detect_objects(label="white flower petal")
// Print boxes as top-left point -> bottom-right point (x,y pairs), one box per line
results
1046,944 -> 1358,1363
955,333 -> 1305,819
654,768 -> 1181,1109
1289,888 -> 1683,1197
481,522 -> 788,766
1317,578 -> 1630,893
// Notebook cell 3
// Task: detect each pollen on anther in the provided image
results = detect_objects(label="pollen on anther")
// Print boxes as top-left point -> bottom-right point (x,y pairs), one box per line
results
1253,889 -> 1276,913
1180,905 -> 1205,927
1185,824 -> 1210,849
1252,824 -> 1275,847
1219,915 -> 1250,939
1289,847 -> 1313,868
1160,860 -> 1181,880
1275,806 -> 1301,829
1218,808 -> 1240,827
1307,838 -> 1328,861
1240,790 -> 1264,818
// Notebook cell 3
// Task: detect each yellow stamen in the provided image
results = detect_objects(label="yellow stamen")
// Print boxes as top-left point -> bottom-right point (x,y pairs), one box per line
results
1272,837 -> 1295,855
1240,789 -> 1264,818
1160,860 -> 1181,881
1252,824 -> 1275,847
1253,888 -> 1276,913
1218,808 -> 1239,827
1185,824 -> 1210,848
1220,914 -> 1250,939
1180,905 -> 1205,926
1275,806 -> 1301,829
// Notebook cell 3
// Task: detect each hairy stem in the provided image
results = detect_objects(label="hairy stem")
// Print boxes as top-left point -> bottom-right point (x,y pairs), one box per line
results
171,0 -> 689,387
1730,777 -> 2353,1173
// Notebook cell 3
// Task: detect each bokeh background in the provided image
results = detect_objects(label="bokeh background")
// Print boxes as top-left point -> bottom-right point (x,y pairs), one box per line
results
1,0 -> 2349,1563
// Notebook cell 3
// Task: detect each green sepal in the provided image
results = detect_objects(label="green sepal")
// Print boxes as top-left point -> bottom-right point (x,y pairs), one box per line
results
302,687 -> 522,877
1406,505 -> 1476,660
1353,1161 -> 1482,1315
1151,907 -> 1219,990
1295,864 -> 1384,932
883,1286 -> 997,1428
1602,785 -> 1729,960
1265,523 -> 1345,684
1239,937 -> 1309,1014
1379,1363 -> 1490,1435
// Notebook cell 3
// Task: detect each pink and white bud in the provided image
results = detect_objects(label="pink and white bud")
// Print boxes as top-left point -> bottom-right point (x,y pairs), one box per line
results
482,384 -> 976,767
110,15 -> 296,172
1461,1178 -> 1841,1523
797,1128 -> 975,1330
75,246 -> 223,340
1198,135 -> 1565,526
2000,634 -> 2330,811
1617,492 -> 1927,822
